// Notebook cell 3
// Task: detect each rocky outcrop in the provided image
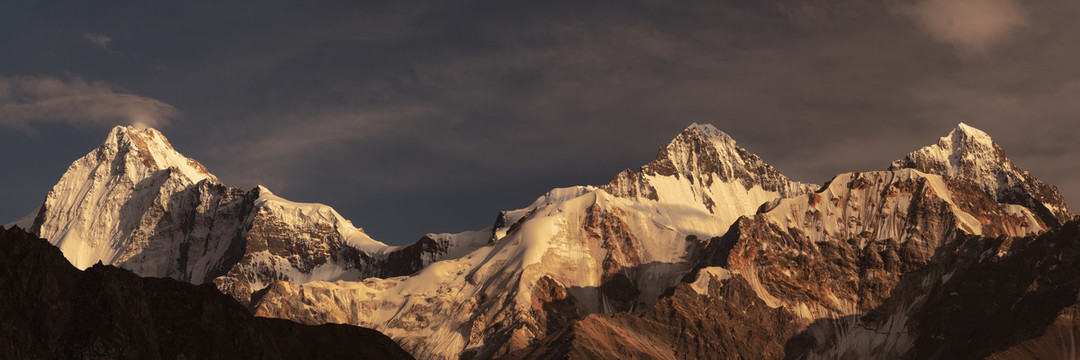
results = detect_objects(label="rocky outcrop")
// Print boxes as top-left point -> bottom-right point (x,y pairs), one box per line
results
507,274 -> 802,360
0,225 -> 413,360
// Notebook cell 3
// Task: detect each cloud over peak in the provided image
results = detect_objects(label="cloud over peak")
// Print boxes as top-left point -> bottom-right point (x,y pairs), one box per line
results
0,75 -> 178,131
902,0 -> 1028,56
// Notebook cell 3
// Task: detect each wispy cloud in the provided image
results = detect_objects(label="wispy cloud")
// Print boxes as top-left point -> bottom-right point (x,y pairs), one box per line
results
214,105 -> 435,190
83,32 -> 127,58
83,32 -> 111,48
0,75 -> 178,131
901,0 -> 1028,57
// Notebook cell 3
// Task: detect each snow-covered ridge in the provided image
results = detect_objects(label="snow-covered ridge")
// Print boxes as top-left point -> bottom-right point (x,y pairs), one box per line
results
253,188 -> 699,360
764,169 -> 1044,247
253,185 -> 392,254
249,123 -> 822,359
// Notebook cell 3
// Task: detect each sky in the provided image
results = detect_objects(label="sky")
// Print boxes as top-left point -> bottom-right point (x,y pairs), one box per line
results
2,0 -> 1079,245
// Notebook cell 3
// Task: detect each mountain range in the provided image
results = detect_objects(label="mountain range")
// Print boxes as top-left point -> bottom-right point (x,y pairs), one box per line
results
5,122 -> 1078,359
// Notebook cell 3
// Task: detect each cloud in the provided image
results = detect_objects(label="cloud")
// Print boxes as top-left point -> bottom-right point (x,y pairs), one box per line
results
902,0 -> 1028,56
83,32 -> 126,57
83,32 -> 111,48
213,105 -> 436,190
0,75 -> 178,131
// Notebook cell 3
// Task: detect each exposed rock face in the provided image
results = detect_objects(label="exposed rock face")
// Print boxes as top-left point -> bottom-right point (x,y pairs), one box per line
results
0,225 -> 413,360
507,274 -> 802,360
790,220 -> 1080,360
890,123 -> 1073,226
709,169 -> 1044,320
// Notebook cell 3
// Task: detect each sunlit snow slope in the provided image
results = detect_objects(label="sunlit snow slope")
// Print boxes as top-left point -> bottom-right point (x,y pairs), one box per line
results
250,123 -> 816,359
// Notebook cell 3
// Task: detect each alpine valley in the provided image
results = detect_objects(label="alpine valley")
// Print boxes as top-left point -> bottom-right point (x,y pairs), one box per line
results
6,122 -> 1080,360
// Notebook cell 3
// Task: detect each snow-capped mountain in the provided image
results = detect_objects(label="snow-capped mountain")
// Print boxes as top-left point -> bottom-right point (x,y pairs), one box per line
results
9,122 -> 1078,360
514,124 -> 1076,359
10,126 -> 490,305
249,124 -> 816,359
890,122 -> 1073,226
602,123 -> 815,237
15,126 -> 231,276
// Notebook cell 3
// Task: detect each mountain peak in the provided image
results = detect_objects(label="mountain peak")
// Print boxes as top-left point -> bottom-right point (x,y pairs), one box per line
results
99,125 -> 217,184
890,123 -> 1006,179
939,122 -> 995,158
890,123 -> 1073,226
954,122 -> 988,137
28,125 -> 224,269
682,122 -> 735,144
643,123 -> 809,193
601,123 -> 814,237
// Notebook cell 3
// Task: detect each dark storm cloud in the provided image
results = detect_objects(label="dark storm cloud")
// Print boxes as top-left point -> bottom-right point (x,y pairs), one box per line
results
2,0 -> 1079,243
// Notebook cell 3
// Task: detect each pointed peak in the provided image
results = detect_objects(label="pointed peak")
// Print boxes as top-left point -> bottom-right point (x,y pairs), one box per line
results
892,123 -> 1004,174
95,125 -> 217,184
681,123 -> 735,144
891,123 -> 1074,226
103,125 -> 174,150
255,185 -> 273,196
955,122 -> 985,135
947,123 -> 994,147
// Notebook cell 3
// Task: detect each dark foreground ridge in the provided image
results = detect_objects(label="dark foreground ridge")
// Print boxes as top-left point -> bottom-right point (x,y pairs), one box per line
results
0,225 -> 414,360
